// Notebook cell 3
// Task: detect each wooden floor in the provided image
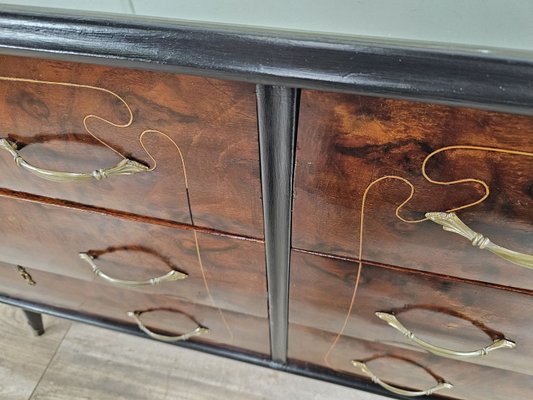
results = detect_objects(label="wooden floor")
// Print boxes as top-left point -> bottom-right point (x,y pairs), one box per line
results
0,303 -> 387,400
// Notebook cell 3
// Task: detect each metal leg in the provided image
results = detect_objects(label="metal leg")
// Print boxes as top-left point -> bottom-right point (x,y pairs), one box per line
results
22,309 -> 45,336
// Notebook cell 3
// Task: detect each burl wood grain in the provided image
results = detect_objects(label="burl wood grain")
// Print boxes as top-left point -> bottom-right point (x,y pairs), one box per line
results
0,261 -> 269,355
0,193 -> 267,318
289,324 -> 533,400
0,55 -> 263,237
293,91 -> 533,289
289,251 -> 533,375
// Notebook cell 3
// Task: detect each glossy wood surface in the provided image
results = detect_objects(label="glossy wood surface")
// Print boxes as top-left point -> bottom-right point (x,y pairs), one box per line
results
289,251 -> 533,375
0,193 -> 267,318
293,91 -> 533,289
289,324 -> 533,400
0,261 -> 269,355
0,54 -> 263,237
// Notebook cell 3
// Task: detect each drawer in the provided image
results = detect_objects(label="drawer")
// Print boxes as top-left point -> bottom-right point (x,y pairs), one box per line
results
293,91 -> 533,289
289,324 -> 533,400
0,193 -> 267,318
0,262 -> 269,356
289,250 -> 533,375
0,55 -> 262,237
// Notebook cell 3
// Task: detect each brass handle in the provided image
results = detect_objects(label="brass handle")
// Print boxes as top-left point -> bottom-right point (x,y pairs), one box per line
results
376,312 -> 516,358
79,253 -> 187,287
351,360 -> 453,397
426,212 -> 533,269
0,138 -> 149,182
127,311 -> 209,342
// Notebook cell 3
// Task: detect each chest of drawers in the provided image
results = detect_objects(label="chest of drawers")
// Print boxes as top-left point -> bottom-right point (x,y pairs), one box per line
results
0,4 -> 532,400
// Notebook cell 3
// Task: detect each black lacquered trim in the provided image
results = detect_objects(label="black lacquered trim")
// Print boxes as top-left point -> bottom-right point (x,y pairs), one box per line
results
0,294 -> 440,400
257,85 -> 299,362
0,6 -> 533,115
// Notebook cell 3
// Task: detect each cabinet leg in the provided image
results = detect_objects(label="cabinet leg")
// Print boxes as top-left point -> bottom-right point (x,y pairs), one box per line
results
22,309 -> 45,336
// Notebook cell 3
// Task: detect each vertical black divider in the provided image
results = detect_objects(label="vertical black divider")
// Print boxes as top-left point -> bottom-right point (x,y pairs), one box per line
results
256,85 -> 299,363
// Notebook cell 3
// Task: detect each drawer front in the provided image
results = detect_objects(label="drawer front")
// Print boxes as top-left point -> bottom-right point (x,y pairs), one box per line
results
289,251 -> 533,375
0,55 -> 262,237
293,91 -> 533,289
0,262 -> 269,356
289,324 -> 533,400
0,193 -> 267,318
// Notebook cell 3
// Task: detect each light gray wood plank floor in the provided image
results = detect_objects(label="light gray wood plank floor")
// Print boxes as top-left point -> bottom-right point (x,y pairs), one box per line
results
0,304 -> 387,400
0,305 -> 71,400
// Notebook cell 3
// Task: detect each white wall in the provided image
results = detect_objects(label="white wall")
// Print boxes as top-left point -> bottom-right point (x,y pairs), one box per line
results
2,1 -> 533,52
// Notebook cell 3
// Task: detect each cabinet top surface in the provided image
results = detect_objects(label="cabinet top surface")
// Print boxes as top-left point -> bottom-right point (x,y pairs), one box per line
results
2,0 -> 533,56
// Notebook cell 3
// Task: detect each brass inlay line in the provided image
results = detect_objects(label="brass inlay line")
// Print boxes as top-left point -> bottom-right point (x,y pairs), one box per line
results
324,144 -> 533,368
0,76 -> 133,159
140,129 -> 234,342
0,75 -> 234,342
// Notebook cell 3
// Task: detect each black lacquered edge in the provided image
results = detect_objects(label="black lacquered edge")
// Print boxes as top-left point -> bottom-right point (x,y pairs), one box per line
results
257,85 -> 299,362
0,294 -> 441,400
1,7 -> 533,115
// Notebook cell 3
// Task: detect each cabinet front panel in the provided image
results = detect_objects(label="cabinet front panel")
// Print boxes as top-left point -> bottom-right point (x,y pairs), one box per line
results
289,251 -> 533,375
0,262 -> 269,355
0,193 -> 267,318
293,91 -> 533,288
0,55 -> 263,237
289,324 -> 533,400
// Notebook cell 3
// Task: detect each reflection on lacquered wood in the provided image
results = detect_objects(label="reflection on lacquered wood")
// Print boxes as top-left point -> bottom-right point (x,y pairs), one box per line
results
0,262 -> 270,355
289,251 -> 533,375
294,91 -> 533,288
288,324 -> 533,400
0,55 -> 263,236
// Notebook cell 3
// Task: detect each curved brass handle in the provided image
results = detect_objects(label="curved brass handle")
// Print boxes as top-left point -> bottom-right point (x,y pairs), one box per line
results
79,253 -> 187,287
426,212 -> 533,269
376,312 -> 515,358
127,311 -> 209,342
351,360 -> 453,397
0,138 -> 149,182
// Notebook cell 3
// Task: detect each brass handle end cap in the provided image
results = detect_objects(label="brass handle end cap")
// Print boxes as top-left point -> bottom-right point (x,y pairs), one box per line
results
499,338 -> 516,349
374,311 -> 397,325
170,270 -> 188,280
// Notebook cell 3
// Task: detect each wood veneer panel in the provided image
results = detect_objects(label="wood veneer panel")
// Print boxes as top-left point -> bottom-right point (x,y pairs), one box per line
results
293,91 -> 533,289
289,324 -> 533,400
289,251 -> 533,375
0,194 -> 267,318
0,262 -> 269,356
0,54 -> 263,237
